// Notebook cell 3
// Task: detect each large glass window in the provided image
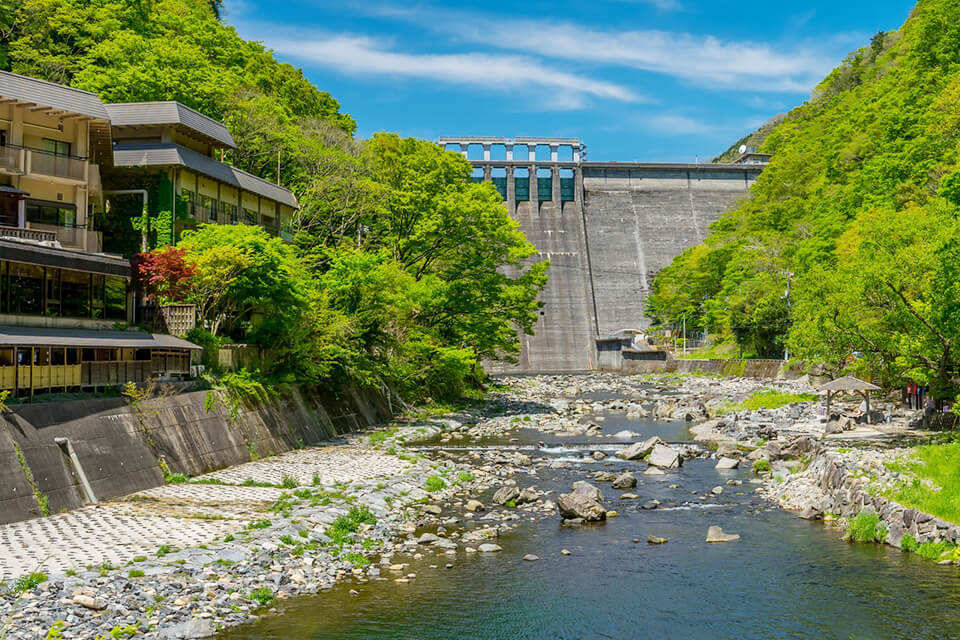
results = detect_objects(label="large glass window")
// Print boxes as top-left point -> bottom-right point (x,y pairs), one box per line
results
61,270 -> 91,318
181,189 -> 196,218
105,276 -> 127,321
26,201 -> 76,227
222,202 -> 237,225
91,274 -> 105,319
243,208 -> 258,225
45,267 -> 60,316
200,195 -> 216,223
41,138 -> 71,156
8,263 -> 43,314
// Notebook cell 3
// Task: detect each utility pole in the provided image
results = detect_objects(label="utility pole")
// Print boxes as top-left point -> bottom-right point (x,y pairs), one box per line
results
682,313 -> 687,357
784,271 -> 793,361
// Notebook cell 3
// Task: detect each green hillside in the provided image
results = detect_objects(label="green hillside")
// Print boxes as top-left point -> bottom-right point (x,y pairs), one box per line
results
647,0 -> 960,392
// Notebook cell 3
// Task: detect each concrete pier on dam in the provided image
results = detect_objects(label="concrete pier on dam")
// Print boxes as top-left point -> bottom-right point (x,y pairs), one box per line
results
438,137 -> 765,374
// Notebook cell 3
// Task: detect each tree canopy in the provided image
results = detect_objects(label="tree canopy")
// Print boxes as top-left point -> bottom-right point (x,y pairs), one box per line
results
648,0 -> 960,393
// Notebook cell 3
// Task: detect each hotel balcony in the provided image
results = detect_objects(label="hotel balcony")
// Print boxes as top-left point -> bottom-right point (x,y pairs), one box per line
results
0,144 -> 90,184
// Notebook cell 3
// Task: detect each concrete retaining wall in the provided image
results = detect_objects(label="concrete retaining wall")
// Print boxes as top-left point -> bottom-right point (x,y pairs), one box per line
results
0,384 -> 390,525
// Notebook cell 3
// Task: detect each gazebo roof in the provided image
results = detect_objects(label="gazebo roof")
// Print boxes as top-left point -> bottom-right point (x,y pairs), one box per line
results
818,376 -> 881,392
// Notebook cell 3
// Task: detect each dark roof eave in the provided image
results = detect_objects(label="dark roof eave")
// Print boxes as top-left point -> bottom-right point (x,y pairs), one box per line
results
0,240 -> 131,277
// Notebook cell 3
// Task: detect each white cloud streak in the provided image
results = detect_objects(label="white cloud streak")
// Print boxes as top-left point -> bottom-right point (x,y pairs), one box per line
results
261,32 -> 642,105
358,5 -> 838,93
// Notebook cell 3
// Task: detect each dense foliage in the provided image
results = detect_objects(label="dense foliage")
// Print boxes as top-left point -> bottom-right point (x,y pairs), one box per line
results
7,0 -> 547,401
5,0 -> 354,189
648,0 -> 960,393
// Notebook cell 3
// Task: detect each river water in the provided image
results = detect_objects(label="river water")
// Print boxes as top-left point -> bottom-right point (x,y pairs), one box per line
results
220,401 -> 960,640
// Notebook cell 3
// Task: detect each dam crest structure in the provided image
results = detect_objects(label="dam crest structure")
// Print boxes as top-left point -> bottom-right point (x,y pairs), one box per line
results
438,136 -> 766,374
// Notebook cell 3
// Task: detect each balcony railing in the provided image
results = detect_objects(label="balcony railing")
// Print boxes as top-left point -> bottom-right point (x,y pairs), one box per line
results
0,146 -> 23,174
24,222 -> 101,252
0,225 -> 57,243
0,144 -> 89,182
28,149 -> 88,181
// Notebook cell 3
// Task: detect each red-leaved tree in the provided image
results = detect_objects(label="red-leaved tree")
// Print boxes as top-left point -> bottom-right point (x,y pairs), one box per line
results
134,247 -> 197,304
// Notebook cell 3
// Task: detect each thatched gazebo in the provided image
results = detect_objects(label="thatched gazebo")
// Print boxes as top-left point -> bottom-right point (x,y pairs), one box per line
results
818,376 -> 882,423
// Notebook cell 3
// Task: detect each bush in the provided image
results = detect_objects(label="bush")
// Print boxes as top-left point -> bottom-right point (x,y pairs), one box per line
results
917,540 -> 954,561
249,586 -> 274,606
752,460 -> 771,474
845,510 -> 884,543
280,474 -> 298,489
900,534 -> 919,552
343,552 -> 370,568
425,475 -> 446,492
327,505 -> 377,547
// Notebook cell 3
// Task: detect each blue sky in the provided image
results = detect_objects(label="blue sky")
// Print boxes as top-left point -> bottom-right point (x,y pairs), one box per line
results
227,0 -> 915,162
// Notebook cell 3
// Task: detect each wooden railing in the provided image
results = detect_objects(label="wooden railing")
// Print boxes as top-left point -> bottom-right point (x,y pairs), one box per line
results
141,304 -> 196,337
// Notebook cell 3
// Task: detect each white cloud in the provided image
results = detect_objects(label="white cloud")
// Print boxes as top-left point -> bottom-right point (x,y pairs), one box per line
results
615,0 -> 684,11
354,5 -> 837,93
642,114 -> 715,135
259,32 -> 642,105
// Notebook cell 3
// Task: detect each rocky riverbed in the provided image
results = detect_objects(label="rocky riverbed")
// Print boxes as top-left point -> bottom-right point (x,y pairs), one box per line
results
0,372 -> 948,639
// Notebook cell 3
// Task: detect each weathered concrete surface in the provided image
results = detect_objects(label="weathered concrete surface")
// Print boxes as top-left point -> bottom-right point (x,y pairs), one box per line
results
502,199 -> 598,373
582,165 -> 756,337
0,385 -> 390,525
488,162 -> 761,373
0,444 -> 413,579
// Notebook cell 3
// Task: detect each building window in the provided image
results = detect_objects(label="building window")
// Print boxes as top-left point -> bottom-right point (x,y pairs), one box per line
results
243,208 -> 257,225
61,270 -> 91,318
25,200 -> 76,227
8,262 -> 44,315
41,138 -> 71,157
181,189 -> 196,218
0,130 -> 6,146
221,202 -> 236,225
105,276 -> 127,321
45,267 -> 60,317
200,195 -> 216,223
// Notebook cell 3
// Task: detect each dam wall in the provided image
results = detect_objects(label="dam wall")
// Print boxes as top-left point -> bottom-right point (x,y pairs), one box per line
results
442,137 -> 762,373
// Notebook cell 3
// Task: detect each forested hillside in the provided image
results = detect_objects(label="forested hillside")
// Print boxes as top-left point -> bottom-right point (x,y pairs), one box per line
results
1,0 -> 547,401
648,0 -> 960,394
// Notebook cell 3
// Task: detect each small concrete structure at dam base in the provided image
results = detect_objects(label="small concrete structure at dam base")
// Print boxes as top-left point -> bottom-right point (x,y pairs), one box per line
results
439,137 -> 766,374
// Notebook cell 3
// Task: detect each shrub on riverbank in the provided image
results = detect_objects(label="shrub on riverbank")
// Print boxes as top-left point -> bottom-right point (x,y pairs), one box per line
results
845,510 -> 886,543
885,443 -> 960,525
900,534 -> 918,552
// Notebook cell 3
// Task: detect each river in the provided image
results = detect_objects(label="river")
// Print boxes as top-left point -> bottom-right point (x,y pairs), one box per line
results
219,391 -> 960,640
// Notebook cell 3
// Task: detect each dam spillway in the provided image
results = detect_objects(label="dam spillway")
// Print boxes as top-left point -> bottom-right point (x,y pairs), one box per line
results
438,137 -> 765,373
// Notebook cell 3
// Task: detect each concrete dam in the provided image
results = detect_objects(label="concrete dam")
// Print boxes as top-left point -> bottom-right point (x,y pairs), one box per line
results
438,137 -> 766,373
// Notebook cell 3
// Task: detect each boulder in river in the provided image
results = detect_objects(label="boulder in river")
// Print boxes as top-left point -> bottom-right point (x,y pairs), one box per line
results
611,472 -> 638,489
715,457 -> 740,470
493,486 -> 521,505
558,482 -> 607,522
647,444 -> 682,469
612,430 -> 639,440
647,536 -> 668,544
592,451 -> 607,460
478,543 -> 502,553
617,436 -> 664,461
706,526 -> 740,543
516,487 -> 539,505
465,500 -> 485,512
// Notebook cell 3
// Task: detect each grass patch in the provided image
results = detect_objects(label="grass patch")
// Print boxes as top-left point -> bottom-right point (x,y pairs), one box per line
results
368,428 -> 398,446
752,459 -> 771,474
280,474 -> 299,489
128,569 -> 144,578
247,519 -> 272,530
917,540 -> 954,561
424,475 -> 446,492
455,471 -> 474,484
249,586 -> 274,606
156,544 -> 171,557
7,571 -> 47,595
900,534 -> 919,552
844,510 -> 886,543
327,505 -> 377,548
885,443 -> 960,525
716,389 -> 818,415
343,552 -> 370,568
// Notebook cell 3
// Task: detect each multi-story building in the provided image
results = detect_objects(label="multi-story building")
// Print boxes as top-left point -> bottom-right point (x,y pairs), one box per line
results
104,101 -> 297,248
0,70 -> 300,398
